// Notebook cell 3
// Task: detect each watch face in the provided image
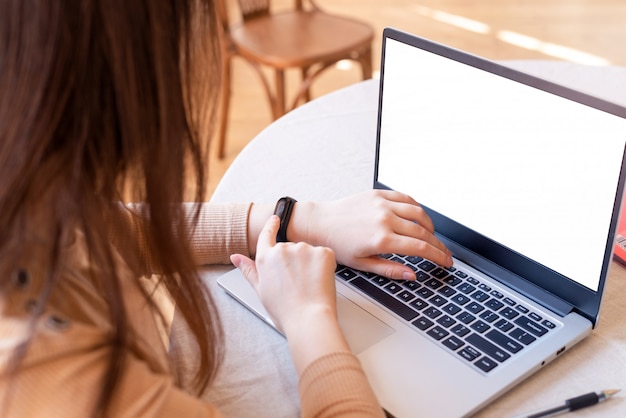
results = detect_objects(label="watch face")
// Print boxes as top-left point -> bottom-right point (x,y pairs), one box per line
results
274,197 -> 296,242
274,199 -> 288,217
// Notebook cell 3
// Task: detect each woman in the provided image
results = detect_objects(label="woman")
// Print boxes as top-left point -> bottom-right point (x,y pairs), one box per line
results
0,1 -> 451,416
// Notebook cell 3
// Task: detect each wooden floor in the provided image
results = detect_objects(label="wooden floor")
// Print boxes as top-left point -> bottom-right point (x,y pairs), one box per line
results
207,0 -> 626,198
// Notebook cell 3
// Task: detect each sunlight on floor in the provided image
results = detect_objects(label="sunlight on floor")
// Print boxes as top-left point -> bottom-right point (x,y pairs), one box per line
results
412,6 -> 611,65
416,6 -> 491,34
496,31 -> 610,65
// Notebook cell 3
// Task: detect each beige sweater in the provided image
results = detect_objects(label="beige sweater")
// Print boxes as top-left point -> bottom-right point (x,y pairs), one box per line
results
0,203 -> 383,417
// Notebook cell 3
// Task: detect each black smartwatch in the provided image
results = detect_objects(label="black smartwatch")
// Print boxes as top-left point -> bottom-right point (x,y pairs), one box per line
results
273,196 -> 297,242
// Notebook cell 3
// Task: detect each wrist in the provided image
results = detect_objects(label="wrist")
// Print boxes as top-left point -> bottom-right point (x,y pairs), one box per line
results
282,304 -> 335,336
288,200 -> 319,245
282,306 -> 350,375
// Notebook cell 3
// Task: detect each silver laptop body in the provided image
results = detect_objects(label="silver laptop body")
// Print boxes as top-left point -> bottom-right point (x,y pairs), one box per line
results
218,27 -> 626,417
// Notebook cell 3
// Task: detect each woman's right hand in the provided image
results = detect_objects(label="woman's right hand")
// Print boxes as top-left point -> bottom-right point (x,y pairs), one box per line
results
230,216 -> 350,373
231,215 -> 384,416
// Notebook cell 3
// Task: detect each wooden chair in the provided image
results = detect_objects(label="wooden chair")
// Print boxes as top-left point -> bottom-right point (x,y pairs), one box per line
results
215,0 -> 374,158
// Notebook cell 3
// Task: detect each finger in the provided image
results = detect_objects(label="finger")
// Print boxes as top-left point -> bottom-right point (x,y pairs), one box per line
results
378,234 -> 452,268
375,189 -> 420,207
353,257 -> 418,281
392,218 -> 447,253
389,199 -> 435,233
230,253 -> 260,288
256,214 -> 280,254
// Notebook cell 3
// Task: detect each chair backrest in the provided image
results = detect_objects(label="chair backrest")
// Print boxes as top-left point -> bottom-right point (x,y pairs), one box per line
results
238,0 -> 270,21
218,0 -> 311,27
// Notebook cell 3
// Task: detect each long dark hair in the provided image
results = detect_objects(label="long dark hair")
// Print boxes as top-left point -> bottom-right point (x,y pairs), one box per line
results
0,0 -> 222,415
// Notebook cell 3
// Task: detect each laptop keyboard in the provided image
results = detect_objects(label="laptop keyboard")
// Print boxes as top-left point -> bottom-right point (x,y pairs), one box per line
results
335,254 -> 559,374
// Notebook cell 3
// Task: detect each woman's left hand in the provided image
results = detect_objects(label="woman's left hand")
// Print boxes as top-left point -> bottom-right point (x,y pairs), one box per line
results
292,189 -> 453,280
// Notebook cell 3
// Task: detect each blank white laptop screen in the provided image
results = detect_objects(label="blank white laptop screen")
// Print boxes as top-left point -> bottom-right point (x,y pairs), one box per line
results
378,39 -> 626,291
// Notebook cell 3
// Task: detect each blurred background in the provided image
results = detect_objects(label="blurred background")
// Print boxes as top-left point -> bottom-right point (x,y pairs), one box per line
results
208,0 -> 626,197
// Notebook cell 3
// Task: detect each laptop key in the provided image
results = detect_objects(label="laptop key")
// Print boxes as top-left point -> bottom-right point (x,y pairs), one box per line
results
412,316 -> 434,330
442,303 -> 462,315
350,277 -> 419,321
466,302 -> 484,314
397,290 -> 416,303
457,283 -> 476,294
417,287 -> 434,298
470,320 -> 490,333
418,260 -> 436,272
485,298 -> 504,311
495,319 -> 514,332
458,346 -> 480,362
425,278 -> 443,289
451,324 -> 470,337
456,311 -> 476,324
372,276 -> 390,287
361,271 -> 377,279
542,320 -> 556,329
451,294 -> 470,306
516,305 -> 530,314
442,336 -> 464,351
479,310 -> 499,323
336,268 -> 357,281
429,295 -> 447,307
514,316 -> 549,337
406,255 -> 424,265
402,280 -> 420,291
409,298 -> 429,310
384,282 -> 403,294
475,356 -> 498,373
485,329 -> 523,353
437,315 -> 456,328
443,276 -> 462,287
438,286 -> 456,297
510,327 -> 537,345
471,290 -> 490,302
466,277 -> 479,285
431,267 -> 449,279
466,333 -> 511,362
423,307 -> 442,319
427,326 -> 449,340
500,307 -> 519,320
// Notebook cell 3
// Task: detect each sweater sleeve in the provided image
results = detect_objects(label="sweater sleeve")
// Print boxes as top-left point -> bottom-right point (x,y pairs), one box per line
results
112,202 -> 252,271
183,202 -> 252,265
299,352 -> 385,418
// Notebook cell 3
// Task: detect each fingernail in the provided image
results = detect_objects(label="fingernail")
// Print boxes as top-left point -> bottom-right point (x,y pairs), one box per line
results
402,271 -> 416,281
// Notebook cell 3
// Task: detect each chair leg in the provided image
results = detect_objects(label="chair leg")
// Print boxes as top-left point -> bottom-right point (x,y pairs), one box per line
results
301,66 -> 312,103
360,47 -> 373,80
217,56 -> 232,159
273,69 -> 286,119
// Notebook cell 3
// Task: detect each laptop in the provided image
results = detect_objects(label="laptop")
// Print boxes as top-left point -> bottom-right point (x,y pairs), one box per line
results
218,27 -> 626,417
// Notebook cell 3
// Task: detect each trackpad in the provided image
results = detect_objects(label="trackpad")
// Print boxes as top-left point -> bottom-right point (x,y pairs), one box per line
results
337,294 -> 395,354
